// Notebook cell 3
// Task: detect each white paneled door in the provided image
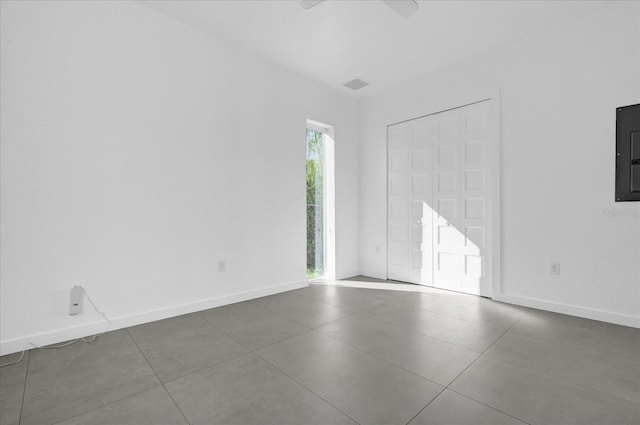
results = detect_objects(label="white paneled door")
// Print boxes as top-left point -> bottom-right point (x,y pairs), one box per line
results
409,118 -> 434,285
388,124 -> 410,283
387,100 -> 495,296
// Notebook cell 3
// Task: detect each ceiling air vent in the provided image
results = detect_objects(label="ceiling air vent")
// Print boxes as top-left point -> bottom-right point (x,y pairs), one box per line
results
344,78 -> 369,91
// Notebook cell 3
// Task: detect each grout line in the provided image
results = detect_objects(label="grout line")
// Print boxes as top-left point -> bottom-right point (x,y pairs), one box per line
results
430,312 -> 533,425
124,329 -> 192,425
403,386 -> 448,425
445,311 -> 523,387
146,316 -> 310,387
126,314 -> 361,425
17,350 -> 30,425
146,315 -> 313,388
196,308 -> 314,354
315,327 -> 450,423
314,319 -> 450,388
509,311 -> 637,365
17,332 -> 162,425
445,388 -> 533,425
480,341 -> 640,407
246,329 -> 315,353
162,382 -> 193,425
360,307 -> 487,354
195,312 -> 256,352
368,295 -> 635,393
127,313 -> 253,386
258,326 -> 445,425
308,288 -> 534,425
252,349 -> 362,425
308,319 -> 505,425
45,386 -> 165,425
14,285 -> 633,425
383,296 -> 522,333
160,352 -> 255,386
247,293 -> 359,331
358,302 -> 499,354
243,287 -> 531,424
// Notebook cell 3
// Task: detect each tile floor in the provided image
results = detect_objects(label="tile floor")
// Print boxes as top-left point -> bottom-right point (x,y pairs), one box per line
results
1,277 -> 639,425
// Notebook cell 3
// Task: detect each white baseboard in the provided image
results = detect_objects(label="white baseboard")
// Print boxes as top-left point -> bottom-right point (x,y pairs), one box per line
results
494,293 -> 640,329
359,269 -> 388,280
0,280 -> 308,356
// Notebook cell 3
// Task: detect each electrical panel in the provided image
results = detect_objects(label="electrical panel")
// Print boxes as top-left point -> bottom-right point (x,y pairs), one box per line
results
616,104 -> 640,201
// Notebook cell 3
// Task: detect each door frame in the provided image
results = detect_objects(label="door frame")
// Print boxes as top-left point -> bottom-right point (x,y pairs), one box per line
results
385,91 -> 501,298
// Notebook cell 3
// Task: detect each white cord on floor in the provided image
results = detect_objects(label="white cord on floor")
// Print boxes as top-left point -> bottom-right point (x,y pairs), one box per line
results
0,286 -> 112,368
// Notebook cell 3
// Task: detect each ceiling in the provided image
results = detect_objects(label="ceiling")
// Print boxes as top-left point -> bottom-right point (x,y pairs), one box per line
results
140,0 -> 608,97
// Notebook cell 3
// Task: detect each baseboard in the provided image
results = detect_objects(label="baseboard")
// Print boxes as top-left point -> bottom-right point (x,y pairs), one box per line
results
0,280 -> 308,356
359,269 -> 388,280
494,293 -> 640,329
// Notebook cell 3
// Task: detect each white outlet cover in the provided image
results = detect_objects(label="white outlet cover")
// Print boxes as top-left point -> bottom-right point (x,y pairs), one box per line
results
69,286 -> 83,315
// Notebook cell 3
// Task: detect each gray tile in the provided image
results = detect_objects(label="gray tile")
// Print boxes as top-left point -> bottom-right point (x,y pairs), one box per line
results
351,287 -> 415,301
486,332 -> 640,404
511,313 -> 640,364
451,355 -> 640,425
292,285 -> 384,312
198,301 -> 309,350
53,386 -> 187,425
0,351 -> 29,425
251,292 -> 352,328
318,314 -> 479,386
364,301 -> 503,352
410,389 -> 526,425
394,292 -> 528,331
166,353 -> 356,425
256,331 -> 442,425
20,330 -> 159,425
128,313 -> 248,383
341,275 -> 394,284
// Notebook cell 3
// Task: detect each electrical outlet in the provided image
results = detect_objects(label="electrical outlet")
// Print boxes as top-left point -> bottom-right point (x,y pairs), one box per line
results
218,260 -> 226,272
550,263 -> 560,276
69,286 -> 83,315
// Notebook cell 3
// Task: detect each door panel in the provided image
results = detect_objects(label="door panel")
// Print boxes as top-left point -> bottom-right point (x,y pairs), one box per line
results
465,198 -> 485,219
465,169 -> 484,190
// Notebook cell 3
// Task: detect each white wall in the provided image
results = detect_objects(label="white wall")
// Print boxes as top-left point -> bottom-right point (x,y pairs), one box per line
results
359,3 -> 640,327
0,0 -> 359,354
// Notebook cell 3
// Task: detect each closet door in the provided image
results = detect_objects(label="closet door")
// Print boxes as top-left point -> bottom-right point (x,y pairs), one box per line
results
432,101 -> 491,295
387,124 -> 410,282
388,117 -> 434,286
408,117 -> 434,285
460,102 -> 492,295
388,100 -> 493,295
432,109 -> 464,291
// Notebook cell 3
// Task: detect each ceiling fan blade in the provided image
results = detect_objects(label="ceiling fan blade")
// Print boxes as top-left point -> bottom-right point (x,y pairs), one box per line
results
300,0 -> 326,9
382,0 -> 419,18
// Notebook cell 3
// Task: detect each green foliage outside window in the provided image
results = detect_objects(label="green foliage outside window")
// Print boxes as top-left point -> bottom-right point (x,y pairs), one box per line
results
306,129 -> 323,279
